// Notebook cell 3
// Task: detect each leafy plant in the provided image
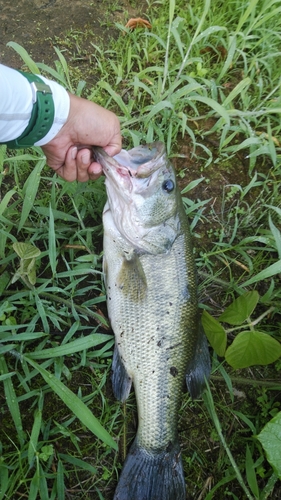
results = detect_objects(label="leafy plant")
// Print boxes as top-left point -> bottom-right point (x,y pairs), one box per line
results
202,291 -> 281,369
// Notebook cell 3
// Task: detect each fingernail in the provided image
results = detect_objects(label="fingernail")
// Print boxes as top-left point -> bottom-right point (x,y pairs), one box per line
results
82,151 -> 91,164
71,146 -> 78,160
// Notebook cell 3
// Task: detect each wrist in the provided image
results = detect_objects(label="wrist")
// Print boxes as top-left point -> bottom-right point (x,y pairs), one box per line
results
5,72 -> 55,149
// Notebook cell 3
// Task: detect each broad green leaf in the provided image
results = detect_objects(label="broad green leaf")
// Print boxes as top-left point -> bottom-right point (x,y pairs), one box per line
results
225,331 -> 281,369
24,356 -> 117,450
13,242 -> 41,260
201,310 -> 227,357
257,411 -> 281,479
219,291 -> 259,325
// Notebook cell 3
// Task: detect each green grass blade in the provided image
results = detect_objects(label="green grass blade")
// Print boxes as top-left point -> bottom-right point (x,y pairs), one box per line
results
161,0 -> 175,92
28,408 -> 42,466
24,356 -> 118,450
28,333 -> 112,358
98,81 -> 130,116
175,0 -> 211,82
0,356 -> 25,445
0,189 -> 17,217
7,42 -> 40,73
0,460 -> 9,500
188,95 -> 230,125
19,160 -> 45,232
242,259 -> 281,287
203,382 -> 255,500
48,204 -> 57,277
143,100 -> 174,121
56,460 -> 65,500
246,445 -> 260,499
235,0 -> 259,33
38,464 -> 50,500
59,453 -> 97,474
53,46 -> 73,92
222,78 -> 251,108
28,468 -> 39,500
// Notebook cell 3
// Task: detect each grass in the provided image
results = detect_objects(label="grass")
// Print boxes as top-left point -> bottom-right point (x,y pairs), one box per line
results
1,0 -> 281,498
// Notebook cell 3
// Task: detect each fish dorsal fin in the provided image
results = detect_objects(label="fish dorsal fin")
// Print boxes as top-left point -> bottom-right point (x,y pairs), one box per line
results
117,253 -> 147,302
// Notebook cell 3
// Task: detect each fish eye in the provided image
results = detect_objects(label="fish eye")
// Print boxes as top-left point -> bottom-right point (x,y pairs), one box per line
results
162,179 -> 174,193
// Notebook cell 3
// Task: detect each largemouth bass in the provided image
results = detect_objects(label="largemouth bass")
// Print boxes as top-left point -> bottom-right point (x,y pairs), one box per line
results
94,142 -> 210,500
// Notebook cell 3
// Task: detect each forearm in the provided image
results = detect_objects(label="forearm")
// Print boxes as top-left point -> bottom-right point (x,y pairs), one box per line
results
0,64 -> 70,145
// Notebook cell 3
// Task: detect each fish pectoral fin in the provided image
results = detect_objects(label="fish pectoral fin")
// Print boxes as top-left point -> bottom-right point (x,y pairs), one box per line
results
117,254 -> 147,301
186,325 -> 211,399
112,345 -> 132,403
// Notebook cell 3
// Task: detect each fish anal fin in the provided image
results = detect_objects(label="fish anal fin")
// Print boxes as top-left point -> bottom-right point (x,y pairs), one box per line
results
112,345 -> 132,403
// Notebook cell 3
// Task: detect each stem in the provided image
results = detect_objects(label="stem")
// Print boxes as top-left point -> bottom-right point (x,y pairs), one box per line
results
226,306 -> 276,334
211,374 -> 281,390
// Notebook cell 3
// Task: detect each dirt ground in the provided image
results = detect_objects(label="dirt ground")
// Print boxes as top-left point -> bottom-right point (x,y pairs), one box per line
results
0,0 -> 145,69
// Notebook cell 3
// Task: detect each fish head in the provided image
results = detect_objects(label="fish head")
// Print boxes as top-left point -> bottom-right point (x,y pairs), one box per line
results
94,142 -> 183,254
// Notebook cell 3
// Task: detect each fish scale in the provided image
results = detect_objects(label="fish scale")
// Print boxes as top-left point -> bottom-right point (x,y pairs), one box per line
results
94,142 -> 210,500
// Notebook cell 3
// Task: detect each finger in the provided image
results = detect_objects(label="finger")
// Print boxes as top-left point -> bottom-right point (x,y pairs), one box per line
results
88,161 -> 103,180
76,148 -> 93,182
103,139 -> 122,158
54,146 -> 78,182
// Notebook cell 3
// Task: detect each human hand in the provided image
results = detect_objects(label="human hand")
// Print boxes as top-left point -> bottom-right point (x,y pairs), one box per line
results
41,93 -> 121,182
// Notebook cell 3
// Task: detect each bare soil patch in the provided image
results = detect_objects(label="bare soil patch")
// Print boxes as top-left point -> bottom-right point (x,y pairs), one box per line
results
0,0 -> 145,69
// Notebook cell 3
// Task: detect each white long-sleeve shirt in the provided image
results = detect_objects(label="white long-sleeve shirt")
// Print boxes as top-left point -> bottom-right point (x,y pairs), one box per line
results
0,64 -> 70,146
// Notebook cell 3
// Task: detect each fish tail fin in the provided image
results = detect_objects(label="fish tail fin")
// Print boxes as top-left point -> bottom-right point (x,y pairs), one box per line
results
113,439 -> 186,500
186,325 -> 211,399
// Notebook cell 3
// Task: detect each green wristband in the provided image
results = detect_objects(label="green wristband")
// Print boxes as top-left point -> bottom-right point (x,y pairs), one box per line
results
4,72 -> 55,149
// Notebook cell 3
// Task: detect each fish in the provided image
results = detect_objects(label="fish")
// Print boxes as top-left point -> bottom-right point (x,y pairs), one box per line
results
94,142 -> 210,500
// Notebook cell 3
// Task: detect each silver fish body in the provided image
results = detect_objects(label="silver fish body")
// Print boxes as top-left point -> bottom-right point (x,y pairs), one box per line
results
94,142 -> 210,500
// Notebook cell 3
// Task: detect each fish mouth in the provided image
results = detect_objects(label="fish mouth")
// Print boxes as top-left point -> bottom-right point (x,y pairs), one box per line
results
93,142 -> 166,188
